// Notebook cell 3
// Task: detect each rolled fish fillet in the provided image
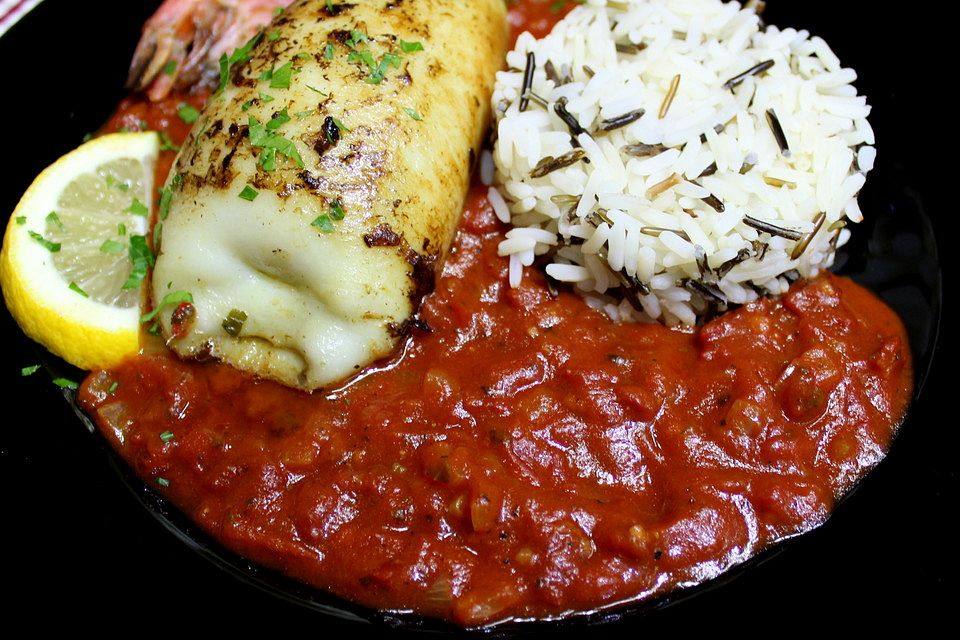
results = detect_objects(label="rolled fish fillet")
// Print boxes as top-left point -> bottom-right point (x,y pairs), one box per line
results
152,0 -> 507,390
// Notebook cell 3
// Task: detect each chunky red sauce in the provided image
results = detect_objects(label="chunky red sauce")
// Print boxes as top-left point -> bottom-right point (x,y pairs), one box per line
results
507,0 -> 578,41
79,188 -> 912,625
102,93 -> 206,192
79,0 -> 913,627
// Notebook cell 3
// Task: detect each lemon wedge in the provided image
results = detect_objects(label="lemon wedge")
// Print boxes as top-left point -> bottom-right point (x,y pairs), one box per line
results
1,132 -> 160,370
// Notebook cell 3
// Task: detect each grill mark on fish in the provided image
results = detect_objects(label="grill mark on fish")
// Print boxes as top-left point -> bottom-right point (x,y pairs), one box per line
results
314,116 -> 341,156
363,223 -> 403,247
407,249 -> 438,305
387,316 -> 431,339
205,119 -> 224,139
322,2 -> 355,16
328,29 -> 353,45
298,170 -> 323,191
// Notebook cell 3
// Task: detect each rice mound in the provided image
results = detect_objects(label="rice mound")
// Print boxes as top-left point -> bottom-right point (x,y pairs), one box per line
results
490,0 -> 874,325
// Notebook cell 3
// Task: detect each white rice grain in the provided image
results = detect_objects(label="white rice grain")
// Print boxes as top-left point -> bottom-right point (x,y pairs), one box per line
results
491,0 -> 874,325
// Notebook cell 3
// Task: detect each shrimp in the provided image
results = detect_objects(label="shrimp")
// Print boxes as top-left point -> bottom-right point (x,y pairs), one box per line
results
127,0 -> 286,101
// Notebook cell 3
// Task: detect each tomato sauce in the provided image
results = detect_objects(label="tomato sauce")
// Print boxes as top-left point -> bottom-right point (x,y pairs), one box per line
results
101,93 -> 206,196
79,0 -> 913,627
79,187 -> 912,625
507,0 -> 579,41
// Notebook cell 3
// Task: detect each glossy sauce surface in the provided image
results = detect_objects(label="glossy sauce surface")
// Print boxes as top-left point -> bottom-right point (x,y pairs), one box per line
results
79,0 -> 913,627
80,186 -> 912,625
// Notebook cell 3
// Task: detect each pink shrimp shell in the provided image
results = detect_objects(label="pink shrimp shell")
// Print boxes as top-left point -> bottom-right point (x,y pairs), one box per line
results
127,0 -> 288,101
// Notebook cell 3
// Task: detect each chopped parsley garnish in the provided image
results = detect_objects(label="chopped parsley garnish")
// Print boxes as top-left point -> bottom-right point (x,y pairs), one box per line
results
28,231 -> 60,252
118,223 -> 127,235
122,235 -> 154,290
162,60 -> 177,76
222,309 -> 248,337
52,377 -> 79,390
126,198 -> 149,216
295,52 -> 312,60
147,321 -> 161,335
217,31 -> 264,93
348,49 -> 377,69
259,92 -> 275,103
15,216 -> 25,225
326,0 -> 335,11
156,477 -> 171,487
100,239 -> 125,254
141,291 -> 194,324
242,99 -> 256,111
239,185 -> 259,201
159,431 -> 175,443
266,108 -> 291,131
311,214 -> 335,233
294,109 -> 316,119
346,30 -> 369,49
268,30 -> 281,42
21,365 -> 40,376
332,117 -> 350,132
45,211 -> 65,231
324,43 -> 334,60
259,67 -> 274,81
152,221 -> 163,252
269,61 -> 294,89
108,381 -> 119,394
343,31 -> 402,84
159,132 -> 180,152
329,199 -> 345,220
306,84 -> 327,96
68,281 -> 89,297
365,52 -> 401,84
105,175 -> 130,191
273,6 -> 284,16
158,186 -> 174,220
177,103 -> 200,124
248,115 -> 304,170
261,148 -> 277,171
341,31 -> 420,84
404,107 -> 422,121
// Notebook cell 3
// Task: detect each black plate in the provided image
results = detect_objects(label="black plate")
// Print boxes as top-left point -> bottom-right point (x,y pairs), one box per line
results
1,0 -> 951,632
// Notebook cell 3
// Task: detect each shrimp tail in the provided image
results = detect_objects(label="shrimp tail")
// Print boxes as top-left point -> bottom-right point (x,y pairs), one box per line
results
127,0 -> 283,101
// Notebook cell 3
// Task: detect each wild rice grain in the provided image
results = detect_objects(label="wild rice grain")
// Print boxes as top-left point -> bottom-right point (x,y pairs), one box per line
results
659,74 -> 682,119
492,0 -> 874,325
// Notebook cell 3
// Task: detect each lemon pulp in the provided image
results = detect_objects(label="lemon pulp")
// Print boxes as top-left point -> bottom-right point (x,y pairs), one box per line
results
48,157 -> 150,307
1,132 -> 159,370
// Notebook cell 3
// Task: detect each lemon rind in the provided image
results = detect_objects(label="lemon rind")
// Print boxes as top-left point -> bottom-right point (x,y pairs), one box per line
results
0,132 -> 159,370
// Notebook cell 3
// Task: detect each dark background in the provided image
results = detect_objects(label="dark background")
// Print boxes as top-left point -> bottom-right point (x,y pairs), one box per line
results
0,0 -> 952,634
